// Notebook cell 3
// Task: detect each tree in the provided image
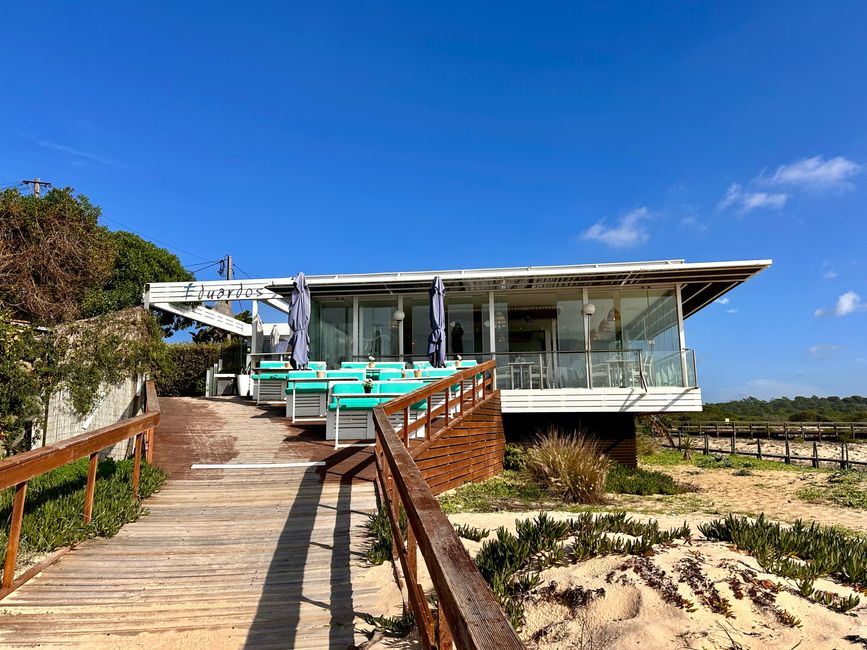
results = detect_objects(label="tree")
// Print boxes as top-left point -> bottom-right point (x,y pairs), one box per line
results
0,187 -> 114,324
82,230 -> 195,335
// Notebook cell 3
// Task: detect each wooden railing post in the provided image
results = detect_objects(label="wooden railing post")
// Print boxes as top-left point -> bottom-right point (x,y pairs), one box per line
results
132,433 -> 143,499
444,387 -> 450,426
3,482 -> 28,589
145,427 -> 154,464
472,374 -> 477,406
403,408 -> 410,446
459,381 -> 465,415
83,452 -> 98,523
426,396 -> 432,437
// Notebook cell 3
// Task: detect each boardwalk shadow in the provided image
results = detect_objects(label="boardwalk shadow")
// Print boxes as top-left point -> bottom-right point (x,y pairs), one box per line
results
245,445 -> 374,649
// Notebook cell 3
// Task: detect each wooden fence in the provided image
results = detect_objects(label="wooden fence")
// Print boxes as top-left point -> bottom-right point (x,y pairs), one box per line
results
672,420 -> 867,441
373,360 -> 524,650
660,428 -> 864,469
0,381 -> 160,596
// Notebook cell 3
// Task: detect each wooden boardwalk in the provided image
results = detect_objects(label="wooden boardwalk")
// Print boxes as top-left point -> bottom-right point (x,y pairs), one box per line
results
0,397 -> 384,649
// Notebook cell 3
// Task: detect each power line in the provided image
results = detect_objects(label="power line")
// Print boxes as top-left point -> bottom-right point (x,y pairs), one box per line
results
100,215 -> 213,262
184,260 -> 223,274
231,263 -> 259,279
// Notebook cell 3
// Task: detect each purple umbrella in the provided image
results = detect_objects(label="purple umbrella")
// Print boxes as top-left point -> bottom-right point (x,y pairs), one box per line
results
427,276 -> 446,368
288,272 -> 311,369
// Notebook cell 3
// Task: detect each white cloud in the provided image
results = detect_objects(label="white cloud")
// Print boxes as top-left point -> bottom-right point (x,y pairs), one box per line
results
814,290 -> 867,318
714,297 -> 730,305
764,155 -> 861,192
581,207 -> 650,248
808,344 -> 843,360
823,270 -> 838,280
725,308 -> 739,314
717,183 -> 788,215
34,139 -> 129,169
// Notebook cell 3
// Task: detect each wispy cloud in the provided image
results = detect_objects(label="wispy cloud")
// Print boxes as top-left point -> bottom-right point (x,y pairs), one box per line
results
580,207 -> 650,248
814,290 -> 867,318
762,155 -> 861,193
33,139 -> 129,169
808,344 -> 843,360
739,378 -> 823,400
823,270 -> 838,280
714,297 -> 730,305
725,308 -> 739,314
717,183 -> 788,215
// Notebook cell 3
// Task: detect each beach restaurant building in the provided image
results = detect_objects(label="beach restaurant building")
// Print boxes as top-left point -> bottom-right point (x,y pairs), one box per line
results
145,258 -> 770,451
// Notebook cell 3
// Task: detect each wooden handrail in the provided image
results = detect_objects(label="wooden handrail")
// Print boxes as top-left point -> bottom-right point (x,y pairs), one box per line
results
372,361 -> 524,650
0,380 -> 161,593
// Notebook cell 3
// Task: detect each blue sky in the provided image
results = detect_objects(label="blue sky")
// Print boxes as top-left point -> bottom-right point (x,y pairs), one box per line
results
3,2 -> 866,401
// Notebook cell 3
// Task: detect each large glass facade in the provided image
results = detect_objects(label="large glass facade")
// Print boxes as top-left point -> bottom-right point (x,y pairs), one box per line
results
588,288 -> 681,387
308,285 -> 687,387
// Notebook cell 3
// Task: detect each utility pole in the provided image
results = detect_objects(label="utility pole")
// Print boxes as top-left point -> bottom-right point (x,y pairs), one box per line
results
214,254 -> 235,318
22,178 -> 53,197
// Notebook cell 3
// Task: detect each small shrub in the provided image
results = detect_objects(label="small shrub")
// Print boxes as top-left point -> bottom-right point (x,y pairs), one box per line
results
360,611 -> 415,637
365,502 -> 407,565
636,432 -> 657,456
504,443 -> 528,471
454,523 -> 490,541
525,428 -> 610,504
605,465 -> 687,496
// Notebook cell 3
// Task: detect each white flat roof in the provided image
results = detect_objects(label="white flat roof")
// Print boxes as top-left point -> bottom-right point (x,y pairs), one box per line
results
267,258 -> 772,317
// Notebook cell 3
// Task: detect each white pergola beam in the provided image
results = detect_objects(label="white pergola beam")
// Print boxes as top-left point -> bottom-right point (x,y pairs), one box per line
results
151,302 -> 252,336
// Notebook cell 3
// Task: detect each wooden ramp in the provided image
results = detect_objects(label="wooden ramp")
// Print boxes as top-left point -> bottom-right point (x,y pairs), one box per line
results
0,397 -> 381,649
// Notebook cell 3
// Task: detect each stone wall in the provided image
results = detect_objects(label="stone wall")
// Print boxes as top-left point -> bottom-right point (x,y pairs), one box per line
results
42,375 -> 146,460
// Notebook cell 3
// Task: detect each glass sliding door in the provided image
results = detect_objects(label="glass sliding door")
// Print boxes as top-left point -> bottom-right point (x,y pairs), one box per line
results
311,299 -> 352,368
555,296 -> 587,388
358,298 -> 399,359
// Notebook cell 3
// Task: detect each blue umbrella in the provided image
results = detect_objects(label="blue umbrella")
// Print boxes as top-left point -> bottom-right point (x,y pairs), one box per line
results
288,272 -> 311,369
427,276 -> 446,368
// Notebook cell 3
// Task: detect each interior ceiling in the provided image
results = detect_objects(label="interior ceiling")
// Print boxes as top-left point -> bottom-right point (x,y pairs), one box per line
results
268,263 -> 768,320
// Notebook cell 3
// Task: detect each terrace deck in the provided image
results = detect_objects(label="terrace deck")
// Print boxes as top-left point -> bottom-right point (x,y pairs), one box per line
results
0,397 -> 384,649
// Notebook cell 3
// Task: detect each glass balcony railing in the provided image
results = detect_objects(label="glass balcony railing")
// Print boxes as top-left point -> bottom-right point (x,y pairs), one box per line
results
481,349 -> 697,391
343,349 -> 698,391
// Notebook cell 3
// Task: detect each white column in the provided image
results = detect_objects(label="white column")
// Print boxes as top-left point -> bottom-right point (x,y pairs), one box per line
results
583,287 -> 592,389
675,283 -> 689,387
352,296 -> 360,359
397,295 -> 404,361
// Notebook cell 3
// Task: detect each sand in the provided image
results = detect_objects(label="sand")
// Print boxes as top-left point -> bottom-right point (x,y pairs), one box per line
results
358,510 -> 867,650
611,465 -> 867,533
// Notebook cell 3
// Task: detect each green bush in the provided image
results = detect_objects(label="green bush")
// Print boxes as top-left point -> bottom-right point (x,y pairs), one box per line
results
525,428 -> 610,504
504,443 -> 528,471
605,464 -> 687,495
0,457 -> 166,559
155,342 -> 221,396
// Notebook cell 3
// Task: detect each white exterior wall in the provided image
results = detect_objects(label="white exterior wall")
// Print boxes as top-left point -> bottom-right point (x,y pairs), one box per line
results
43,375 -> 146,460
499,387 -> 703,413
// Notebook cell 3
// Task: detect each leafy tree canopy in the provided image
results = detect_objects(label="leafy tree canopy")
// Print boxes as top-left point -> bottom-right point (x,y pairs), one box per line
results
82,230 -> 194,335
679,395 -> 867,423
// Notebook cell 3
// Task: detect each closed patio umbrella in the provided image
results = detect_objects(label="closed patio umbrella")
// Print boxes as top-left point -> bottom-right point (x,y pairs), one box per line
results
288,272 -> 311,369
427,276 -> 446,368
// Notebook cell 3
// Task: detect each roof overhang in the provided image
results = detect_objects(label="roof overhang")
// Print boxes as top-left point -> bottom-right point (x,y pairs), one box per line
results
266,259 -> 771,318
